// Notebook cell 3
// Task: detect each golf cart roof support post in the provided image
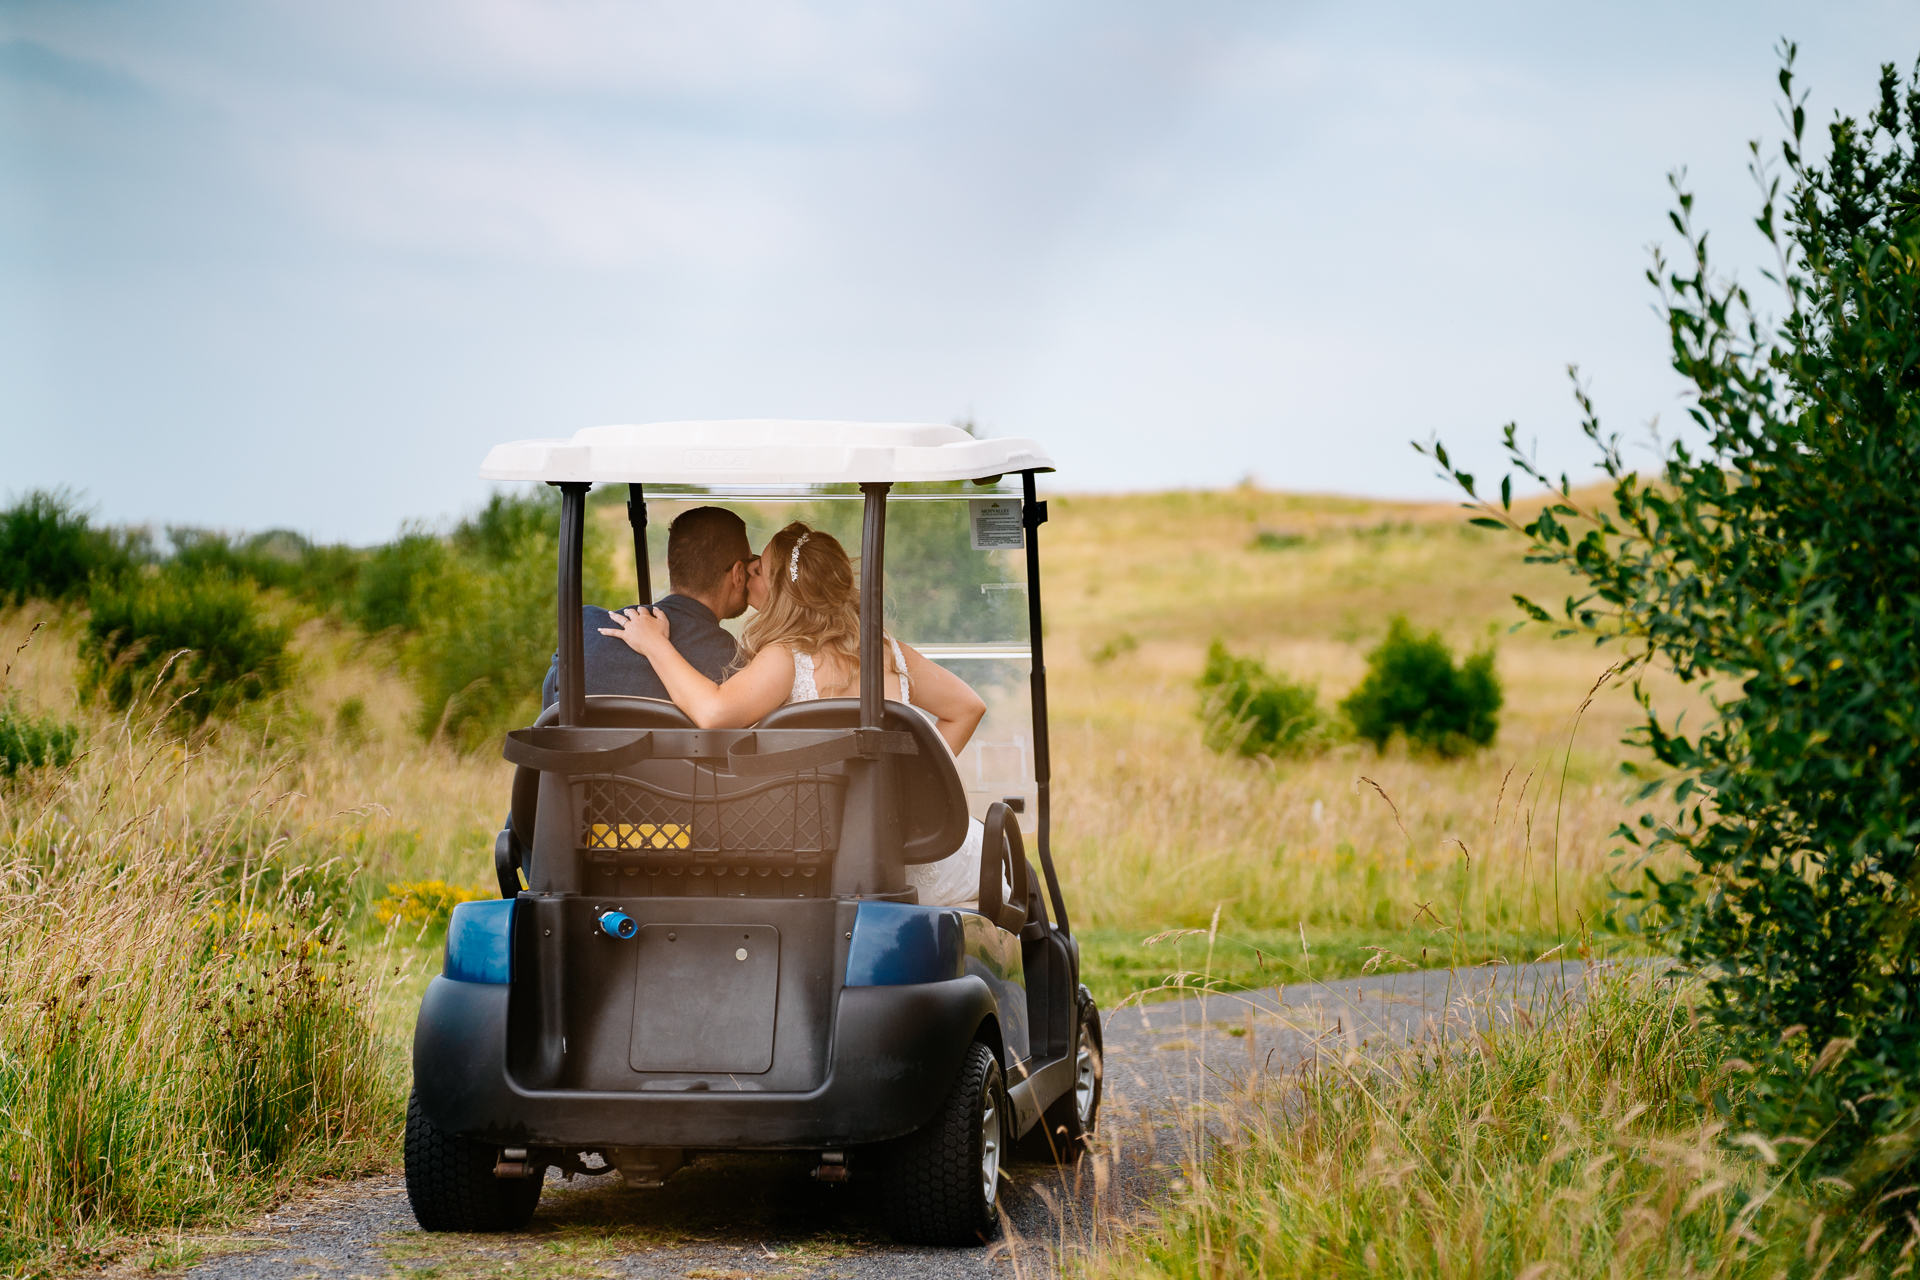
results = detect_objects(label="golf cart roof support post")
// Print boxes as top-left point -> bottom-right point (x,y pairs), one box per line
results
627,483 -> 651,606
858,482 -> 891,732
554,482 -> 590,728
1021,470 -> 1070,938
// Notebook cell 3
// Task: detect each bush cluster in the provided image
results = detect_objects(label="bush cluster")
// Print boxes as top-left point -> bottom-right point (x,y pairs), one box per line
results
403,490 -> 616,747
80,571 -> 293,726
349,530 -> 446,632
0,700 -> 79,777
0,487 -> 621,746
1339,616 -> 1502,756
0,490 -> 142,604
1199,618 -> 1500,760
1198,641 -> 1325,757
166,526 -> 363,613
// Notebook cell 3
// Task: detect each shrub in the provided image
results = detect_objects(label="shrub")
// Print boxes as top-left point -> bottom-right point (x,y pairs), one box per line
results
1198,640 -> 1325,757
347,529 -> 445,632
1425,47 -> 1920,1186
295,542 -> 364,610
1090,632 -> 1139,665
1251,527 -> 1307,550
80,570 -> 293,725
166,527 -> 363,611
1339,616 -> 1500,756
453,490 -> 565,565
0,701 -> 79,777
405,550 -> 552,746
402,488 -> 615,748
0,490 -> 137,604
169,526 -> 296,588
333,694 -> 368,744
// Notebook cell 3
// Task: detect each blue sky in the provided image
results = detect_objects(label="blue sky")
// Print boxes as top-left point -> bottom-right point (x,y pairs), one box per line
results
4,1 -> 1918,543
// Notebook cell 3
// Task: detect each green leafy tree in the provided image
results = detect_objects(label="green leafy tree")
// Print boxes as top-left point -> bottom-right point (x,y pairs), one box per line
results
1425,46 -> 1920,1185
1339,617 -> 1501,756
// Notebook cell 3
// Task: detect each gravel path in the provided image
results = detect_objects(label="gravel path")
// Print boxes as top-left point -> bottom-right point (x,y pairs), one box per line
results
167,961 -> 1606,1280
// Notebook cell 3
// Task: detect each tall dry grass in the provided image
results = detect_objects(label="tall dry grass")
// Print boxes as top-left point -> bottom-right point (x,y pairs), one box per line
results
1053,685 -> 1640,938
0,607 -> 466,1272
0,484 -> 1693,1265
1082,969 -> 1896,1279
1037,488 -> 1690,994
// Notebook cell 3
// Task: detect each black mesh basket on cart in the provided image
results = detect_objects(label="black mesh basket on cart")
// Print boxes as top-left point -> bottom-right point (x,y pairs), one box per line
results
573,761 -> 847,890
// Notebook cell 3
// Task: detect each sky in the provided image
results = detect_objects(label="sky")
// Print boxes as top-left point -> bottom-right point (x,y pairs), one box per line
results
4,1 -> 1919,544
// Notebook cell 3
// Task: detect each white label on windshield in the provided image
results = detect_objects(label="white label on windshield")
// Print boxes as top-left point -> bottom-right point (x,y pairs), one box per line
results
969,499 -> 1024,550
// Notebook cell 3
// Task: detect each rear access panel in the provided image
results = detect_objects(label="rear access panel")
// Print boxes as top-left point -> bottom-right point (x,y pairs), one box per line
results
631,924 -> 780,1073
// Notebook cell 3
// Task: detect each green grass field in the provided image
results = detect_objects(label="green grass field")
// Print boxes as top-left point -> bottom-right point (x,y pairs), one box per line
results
1032,487 -> 1681,1005
0,483 -> 1690,1270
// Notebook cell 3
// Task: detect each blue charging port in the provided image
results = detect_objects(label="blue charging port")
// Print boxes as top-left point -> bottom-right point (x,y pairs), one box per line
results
599,910 -> 637,940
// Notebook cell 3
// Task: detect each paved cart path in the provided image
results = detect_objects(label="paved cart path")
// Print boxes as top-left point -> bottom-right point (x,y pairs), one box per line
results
152,962 -> 1610,1280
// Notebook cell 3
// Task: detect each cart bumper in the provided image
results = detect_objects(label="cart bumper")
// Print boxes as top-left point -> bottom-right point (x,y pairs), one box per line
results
412,973 -> 997,1149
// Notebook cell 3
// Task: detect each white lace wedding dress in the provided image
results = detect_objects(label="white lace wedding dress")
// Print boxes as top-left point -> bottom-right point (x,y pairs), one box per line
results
788,640 -> 987,909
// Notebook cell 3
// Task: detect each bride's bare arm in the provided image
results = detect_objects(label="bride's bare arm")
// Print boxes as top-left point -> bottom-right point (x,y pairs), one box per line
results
897,641 -> 987,754
597,607 -> 792,728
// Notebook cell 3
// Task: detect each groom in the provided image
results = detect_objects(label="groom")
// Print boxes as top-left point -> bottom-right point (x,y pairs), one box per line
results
540,505 -> 752,708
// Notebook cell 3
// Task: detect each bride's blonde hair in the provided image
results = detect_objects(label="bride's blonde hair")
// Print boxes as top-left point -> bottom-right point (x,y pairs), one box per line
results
736,521 -> 895,679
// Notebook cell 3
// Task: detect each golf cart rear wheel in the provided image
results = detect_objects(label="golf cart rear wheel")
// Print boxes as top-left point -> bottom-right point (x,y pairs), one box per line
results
882,1039 -> 1006,1246
404,1089 -> 543,1232
1021,989 -> 1103,1164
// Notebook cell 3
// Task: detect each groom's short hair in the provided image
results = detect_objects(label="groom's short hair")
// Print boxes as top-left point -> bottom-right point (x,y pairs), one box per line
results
667,506 -> 752,595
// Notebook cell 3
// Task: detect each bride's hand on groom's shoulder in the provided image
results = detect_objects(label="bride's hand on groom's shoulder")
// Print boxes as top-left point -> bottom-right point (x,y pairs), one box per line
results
597,605 -> 671,654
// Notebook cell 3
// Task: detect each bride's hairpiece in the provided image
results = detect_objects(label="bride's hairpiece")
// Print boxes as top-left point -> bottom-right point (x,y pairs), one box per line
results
788,531 -> 812,582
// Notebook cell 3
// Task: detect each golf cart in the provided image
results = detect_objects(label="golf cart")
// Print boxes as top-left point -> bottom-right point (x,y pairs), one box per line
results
405,420 -> 1100,1246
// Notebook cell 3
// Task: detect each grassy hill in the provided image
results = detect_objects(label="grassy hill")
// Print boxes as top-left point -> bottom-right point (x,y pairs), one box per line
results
1,484 -> 1676,1007
1026,487 -> 1681,1000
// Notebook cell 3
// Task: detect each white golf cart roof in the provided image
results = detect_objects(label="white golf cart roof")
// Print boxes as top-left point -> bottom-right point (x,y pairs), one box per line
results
479,420 -> 1052,486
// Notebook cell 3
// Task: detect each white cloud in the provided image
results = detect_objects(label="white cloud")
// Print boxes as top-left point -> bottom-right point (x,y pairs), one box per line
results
275,123 -> 804,270
4,0 -> 1919,539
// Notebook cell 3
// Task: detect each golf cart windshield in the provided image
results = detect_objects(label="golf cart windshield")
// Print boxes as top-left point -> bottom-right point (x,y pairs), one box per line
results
633,485 -> 1037,830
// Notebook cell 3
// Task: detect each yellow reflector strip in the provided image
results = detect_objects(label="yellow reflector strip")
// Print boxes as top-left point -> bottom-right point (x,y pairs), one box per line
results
586,822 -> 692,850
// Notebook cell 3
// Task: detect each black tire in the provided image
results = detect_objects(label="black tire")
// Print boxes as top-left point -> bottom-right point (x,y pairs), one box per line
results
1020,987 -> 1103,1165
882,1039 -> 1007,1246
404,1089 -> 543,1232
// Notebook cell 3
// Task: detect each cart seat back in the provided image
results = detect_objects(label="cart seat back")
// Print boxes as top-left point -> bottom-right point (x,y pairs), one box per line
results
753,698 -> 970,866
513,696 -> 967,897
510,696 -> 694,852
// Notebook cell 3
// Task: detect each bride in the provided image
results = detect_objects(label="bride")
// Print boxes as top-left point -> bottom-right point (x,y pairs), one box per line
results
597,521 -> 991,906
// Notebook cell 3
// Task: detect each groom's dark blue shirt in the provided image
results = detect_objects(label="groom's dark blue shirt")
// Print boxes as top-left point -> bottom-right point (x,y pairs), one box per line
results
539,595 -> 737,710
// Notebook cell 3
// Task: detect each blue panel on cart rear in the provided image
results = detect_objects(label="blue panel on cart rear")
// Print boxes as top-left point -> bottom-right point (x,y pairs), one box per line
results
445,899 -> 515,985
960,909 -> 1029,1062
844,902 -> 964,986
